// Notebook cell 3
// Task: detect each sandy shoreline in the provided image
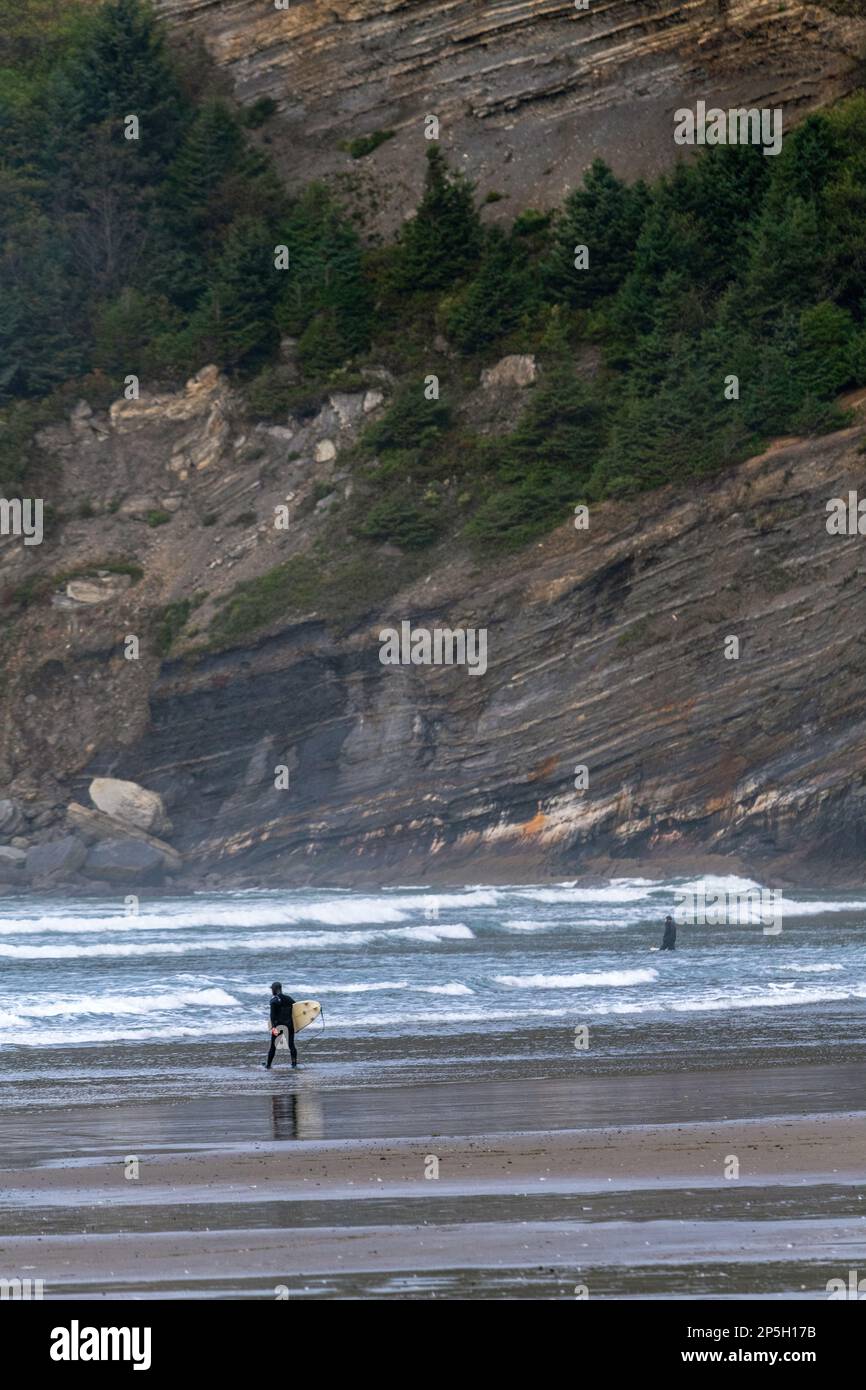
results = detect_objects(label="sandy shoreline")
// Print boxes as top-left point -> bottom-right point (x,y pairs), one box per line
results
1,1108 -> 864,1297
3,1111 -> 865,1199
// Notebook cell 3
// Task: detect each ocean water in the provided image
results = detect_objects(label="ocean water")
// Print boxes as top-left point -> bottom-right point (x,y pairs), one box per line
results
1,874 -> 865,1116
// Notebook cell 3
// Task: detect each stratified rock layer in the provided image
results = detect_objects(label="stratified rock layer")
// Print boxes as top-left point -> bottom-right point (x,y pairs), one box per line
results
4,357 -> 866,885
133,421 -> 866,887
157,1 -> 866,228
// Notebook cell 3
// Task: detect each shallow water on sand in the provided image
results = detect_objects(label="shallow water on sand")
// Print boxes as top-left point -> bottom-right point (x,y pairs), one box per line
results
1,876 -> 865,1114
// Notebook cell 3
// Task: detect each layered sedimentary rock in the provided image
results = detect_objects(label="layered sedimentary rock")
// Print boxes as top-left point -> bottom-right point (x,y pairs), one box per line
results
5,4 -> 866,887
131,415 -> 866,887
4,368 -> 866,886
156,1 -> 866,228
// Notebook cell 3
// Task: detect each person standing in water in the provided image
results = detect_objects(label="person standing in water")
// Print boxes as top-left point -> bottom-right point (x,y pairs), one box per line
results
660,914 -> 677,951
263,981 -> 298,1069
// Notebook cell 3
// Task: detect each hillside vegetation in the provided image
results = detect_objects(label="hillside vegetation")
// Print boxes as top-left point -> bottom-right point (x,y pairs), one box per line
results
4,0 -> 866,555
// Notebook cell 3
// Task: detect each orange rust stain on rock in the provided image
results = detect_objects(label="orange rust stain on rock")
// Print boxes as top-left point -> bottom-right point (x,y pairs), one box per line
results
528,755 -> 558,783
521,805 -> 547,839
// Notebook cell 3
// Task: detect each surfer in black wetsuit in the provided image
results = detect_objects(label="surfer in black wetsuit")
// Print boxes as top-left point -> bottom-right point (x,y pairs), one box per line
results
263,982 -> 298,1068
660,915 -> 677,951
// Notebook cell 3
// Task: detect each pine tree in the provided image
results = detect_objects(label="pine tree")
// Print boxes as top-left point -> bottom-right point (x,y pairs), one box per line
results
276,184 -> 372,370
162,100 -> 244,234
33,2 -> 189,317
44,0 -> 185,168
187,217 -> 280,367
445,228 -> 534,352
395,146 -> 483,291
686,142 -> 770,285
725,196 -> 829,333
795,301 -> 856,399
0,216 -> 84,399
543,159 -> 648,307
468,357 -> 605,547
297,309 -> 346,377
92,287 -> 180,375
605,181 -> 705,353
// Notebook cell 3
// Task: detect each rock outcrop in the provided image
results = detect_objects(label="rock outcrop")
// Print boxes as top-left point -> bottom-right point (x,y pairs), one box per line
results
82,838 -> 170,884
156,1 -> 866,231
4,361 -> 866,887
67,804 -> 182,874
0,846 -> 27,881
88,778 -> 170,836
26,836 -> 87,885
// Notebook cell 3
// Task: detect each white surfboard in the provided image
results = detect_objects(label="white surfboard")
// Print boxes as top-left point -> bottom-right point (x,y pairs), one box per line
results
267,1000 -> 322,1038
292,1000 -> 321,1032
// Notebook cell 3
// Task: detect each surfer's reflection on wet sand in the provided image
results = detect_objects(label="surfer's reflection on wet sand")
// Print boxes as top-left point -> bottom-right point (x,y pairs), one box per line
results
270,1088 -> 325,1141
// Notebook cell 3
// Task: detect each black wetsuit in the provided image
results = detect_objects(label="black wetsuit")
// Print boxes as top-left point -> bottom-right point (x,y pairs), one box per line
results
660,920 -> 677,951
266,991 -> 297,1067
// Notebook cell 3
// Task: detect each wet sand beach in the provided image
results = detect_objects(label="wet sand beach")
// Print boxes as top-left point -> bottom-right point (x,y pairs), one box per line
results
2,883 -> 865,1297
1,1068 -> 864,1299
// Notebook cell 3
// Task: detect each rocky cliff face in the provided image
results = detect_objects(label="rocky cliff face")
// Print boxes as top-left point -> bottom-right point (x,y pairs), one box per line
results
5,1 -> 866,889
157,1 -> 866,231
3,363 -> 866,888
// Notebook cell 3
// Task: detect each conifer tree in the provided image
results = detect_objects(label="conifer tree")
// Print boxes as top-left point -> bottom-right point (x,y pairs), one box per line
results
795,301 -> 855,399
188,217 -> 280,367
446,228 -> 533,352
45,0 -> 185,167
162,100 -> 245,234
543,159 -> 648,307
276,185 -> 372,371
725,196 -> 829,332
396,146 -> 483,291
468,339 -> 605,547
0,215 -> 83,399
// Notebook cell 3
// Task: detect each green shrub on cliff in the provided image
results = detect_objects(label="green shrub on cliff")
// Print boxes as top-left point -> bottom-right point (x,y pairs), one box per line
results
7,0 -> 866,566
468,354 -> 605,548
362,381 -> 451,456
394,145 -> 483,291
543,159 -> 648,308
356,487 -> 446,550
275,183 -> 373,372
445,228 -> 537,353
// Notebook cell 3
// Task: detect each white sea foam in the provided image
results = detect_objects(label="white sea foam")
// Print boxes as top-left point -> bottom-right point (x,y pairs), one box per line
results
495,969 -> 658,988
516,886 -> 654,903
0,900 -> 412,933
0,922 -> 475,958
0,889 -> 500,936
675,875 -> 763,895
775,898 -> 866,917
784,963 -> 844,973
411,982 -> 474,995
0,1003 -> 565,1046
16,988 -> 238,1018
241,980 -> 473,996
554,983 -> 866,1017
668,985 -> 866,1012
